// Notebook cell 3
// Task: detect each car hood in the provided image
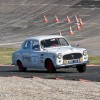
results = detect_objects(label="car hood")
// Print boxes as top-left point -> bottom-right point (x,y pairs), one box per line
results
45,46 -> 85,55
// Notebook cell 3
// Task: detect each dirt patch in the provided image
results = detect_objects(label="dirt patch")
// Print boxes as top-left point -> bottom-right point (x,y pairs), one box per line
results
0,77 -> 100,100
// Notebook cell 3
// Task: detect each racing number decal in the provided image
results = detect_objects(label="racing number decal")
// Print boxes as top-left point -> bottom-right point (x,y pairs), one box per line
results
33,57 -> 36,62
32,57 -> 38,64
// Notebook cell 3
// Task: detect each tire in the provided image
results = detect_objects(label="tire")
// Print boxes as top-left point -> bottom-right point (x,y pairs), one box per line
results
45,59 -> 56,73
76,64 -> 86,73
17,61 -> 27,72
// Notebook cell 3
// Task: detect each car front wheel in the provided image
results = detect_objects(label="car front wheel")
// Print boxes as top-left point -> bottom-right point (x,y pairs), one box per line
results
45,59 -> 56,73
17,61 -> 27,72
76,64 -> 86,73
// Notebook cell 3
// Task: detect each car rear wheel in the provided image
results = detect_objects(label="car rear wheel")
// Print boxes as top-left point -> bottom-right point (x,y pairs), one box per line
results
17,61 -> 27,72
45,59 -> 56,73
76,64 -> 86,73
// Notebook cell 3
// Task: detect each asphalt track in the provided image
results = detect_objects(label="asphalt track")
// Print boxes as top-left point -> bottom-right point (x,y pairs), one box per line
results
0,0 -> 100,84
0,0 -> 100,55
0,65 -> 100,82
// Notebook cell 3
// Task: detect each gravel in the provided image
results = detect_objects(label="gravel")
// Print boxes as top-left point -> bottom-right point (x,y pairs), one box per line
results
0,77 -> 100,100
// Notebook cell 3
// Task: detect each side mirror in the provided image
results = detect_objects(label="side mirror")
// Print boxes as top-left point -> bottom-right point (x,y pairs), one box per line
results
75,43 -> 79,47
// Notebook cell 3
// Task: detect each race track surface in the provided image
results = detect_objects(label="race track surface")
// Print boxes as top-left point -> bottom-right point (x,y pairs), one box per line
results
0,0 -> 100,55
0,65 -> 100,82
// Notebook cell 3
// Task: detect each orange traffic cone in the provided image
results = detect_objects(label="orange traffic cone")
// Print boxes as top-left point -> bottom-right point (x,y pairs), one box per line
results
66,16 -> 71,23
70,27 -> 74,35
59,30 -> 62,36
77,23 -> 81,30
79,18 -> 84,26
55,15 -> 60,23
77,25 -> 81,31
43,15 -> 48,23
75,15 -> 80,23
75,15 -> 80,26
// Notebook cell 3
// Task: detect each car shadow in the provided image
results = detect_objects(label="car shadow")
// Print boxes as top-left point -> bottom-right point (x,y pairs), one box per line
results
0,69 -> 77,73
1,66 -> 99,82
0,67 -> 78,79
0,69 -> 99,82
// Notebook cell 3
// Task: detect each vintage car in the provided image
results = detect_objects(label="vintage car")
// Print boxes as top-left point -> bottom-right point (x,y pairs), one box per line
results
12,35 -> 89,73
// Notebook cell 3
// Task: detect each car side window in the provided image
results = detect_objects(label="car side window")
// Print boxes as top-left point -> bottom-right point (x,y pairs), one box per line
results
32,40 -> 40,51
23,40 -> 32,49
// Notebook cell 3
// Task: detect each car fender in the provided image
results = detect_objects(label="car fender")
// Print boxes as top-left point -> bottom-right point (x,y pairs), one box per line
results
43,53 -> 56,66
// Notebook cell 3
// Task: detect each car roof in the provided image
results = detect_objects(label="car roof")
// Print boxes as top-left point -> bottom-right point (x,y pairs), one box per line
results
27,35 -> 64,41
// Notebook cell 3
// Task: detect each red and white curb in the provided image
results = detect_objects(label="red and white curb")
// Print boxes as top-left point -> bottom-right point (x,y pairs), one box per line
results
87,64 -> 100,67
7,75 -> 92,82
0,64 -> 14,66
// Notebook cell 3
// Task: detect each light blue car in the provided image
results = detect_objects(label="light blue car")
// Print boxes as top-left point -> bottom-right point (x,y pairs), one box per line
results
12,35 -> 89,73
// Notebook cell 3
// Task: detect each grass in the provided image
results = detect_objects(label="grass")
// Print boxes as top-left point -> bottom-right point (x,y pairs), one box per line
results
0,48 -> 17,65
89,56 -> 100,65
0,48 -> 100,65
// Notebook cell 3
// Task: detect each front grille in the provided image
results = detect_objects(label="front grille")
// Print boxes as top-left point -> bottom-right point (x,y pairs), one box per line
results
63,53 -> 82,60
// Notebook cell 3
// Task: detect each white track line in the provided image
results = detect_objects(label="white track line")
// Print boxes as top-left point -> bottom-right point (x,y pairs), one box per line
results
18,5 -> 94,34
0,42 -> 22,46
0,0 -> 47,28
0,3 -> 72,6
0,5 -> 45,28
0,3 -> 98,40
1,6 -> 55,39
0,3 -> 55,33
2,5 -> 72,39
0,0 -> 73,29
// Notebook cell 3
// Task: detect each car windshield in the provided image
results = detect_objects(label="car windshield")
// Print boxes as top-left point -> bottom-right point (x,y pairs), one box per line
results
41,38 -> 69,48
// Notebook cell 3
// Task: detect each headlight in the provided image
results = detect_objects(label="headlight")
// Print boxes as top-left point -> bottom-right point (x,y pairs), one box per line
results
57,53 -> 62,59
83,50 -> 88,56
80,57 -> 83,62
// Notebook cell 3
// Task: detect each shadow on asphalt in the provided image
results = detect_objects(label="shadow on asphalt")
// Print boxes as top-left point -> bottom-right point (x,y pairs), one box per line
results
0,66 -> 100,82
0,65 -> 77,73
0,69 -> 77,73
0,67 -> 77,79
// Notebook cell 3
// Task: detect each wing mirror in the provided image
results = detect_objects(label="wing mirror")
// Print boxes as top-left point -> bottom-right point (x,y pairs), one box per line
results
75,43 -> 79,47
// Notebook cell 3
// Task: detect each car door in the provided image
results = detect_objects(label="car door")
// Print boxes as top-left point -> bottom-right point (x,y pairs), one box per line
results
22,40 -> 32,67
30,40 -> 41,67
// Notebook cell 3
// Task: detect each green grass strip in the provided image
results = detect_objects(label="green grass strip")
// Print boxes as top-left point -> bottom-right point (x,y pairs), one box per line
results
89,56 -> 100,65
0,48 -> 100,65
0,48 -> 17,64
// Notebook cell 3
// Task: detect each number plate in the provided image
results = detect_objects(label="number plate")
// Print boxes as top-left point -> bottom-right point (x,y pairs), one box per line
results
64,59 -> 79,64
68,59 -> 79,63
